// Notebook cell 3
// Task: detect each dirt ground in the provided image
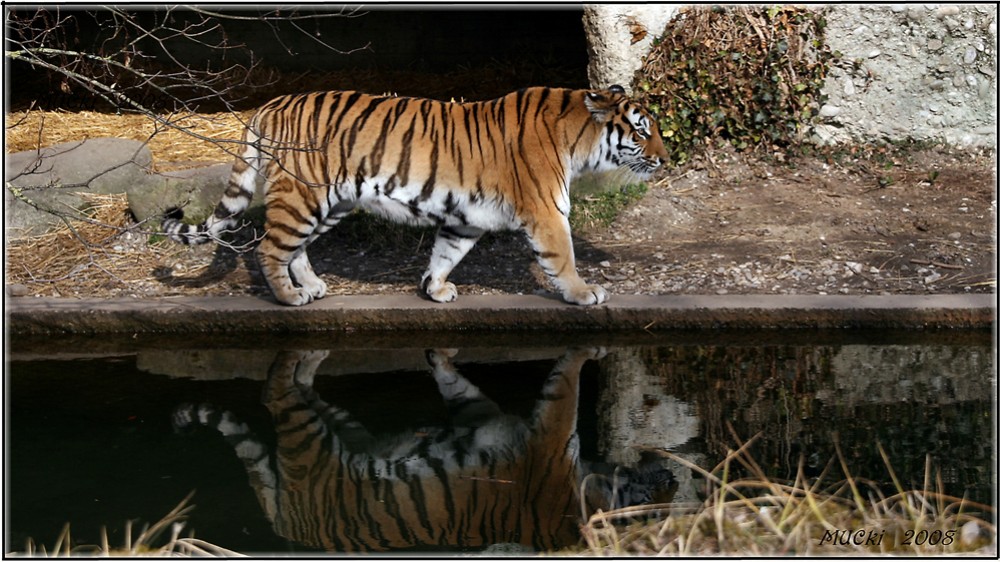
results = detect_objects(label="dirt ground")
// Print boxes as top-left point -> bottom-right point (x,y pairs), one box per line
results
6,144 -> 997,302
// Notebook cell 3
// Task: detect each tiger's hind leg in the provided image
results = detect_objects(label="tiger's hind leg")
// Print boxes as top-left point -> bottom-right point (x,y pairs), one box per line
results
263,350 -> 375,453
256,184 -> 321,306
257,180 -> 350,306
419,225 -> 484,303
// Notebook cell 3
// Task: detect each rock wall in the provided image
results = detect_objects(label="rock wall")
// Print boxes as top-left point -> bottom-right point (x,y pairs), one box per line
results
583,4 -> 997,148
817,4 -> 996,147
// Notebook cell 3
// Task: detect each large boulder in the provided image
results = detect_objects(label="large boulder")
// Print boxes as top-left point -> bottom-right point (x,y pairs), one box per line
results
4,136 -> 261,237
5,138 -> 152,237
125,163 -> 240,225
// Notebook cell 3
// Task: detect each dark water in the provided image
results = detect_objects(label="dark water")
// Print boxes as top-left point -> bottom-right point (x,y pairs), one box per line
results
5,330 -> 994,555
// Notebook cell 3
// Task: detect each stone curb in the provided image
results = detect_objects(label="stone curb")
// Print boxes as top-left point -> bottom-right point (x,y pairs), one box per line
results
4,294 -> 995,336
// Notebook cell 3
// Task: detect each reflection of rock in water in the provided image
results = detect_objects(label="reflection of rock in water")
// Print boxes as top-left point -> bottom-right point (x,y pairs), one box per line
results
139,347 -> 568,380
172,348 -> 674,552
823,345 -> 992,406
597,348 -> 702,504
607,344 -> 994,505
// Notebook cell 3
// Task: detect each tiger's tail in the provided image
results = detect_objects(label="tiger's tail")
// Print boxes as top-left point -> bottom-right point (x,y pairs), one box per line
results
161,126 -> 263,245
172,402 -> 279,521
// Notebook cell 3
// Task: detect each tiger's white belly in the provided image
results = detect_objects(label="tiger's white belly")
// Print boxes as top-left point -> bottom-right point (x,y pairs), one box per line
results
346,177 -> 521,232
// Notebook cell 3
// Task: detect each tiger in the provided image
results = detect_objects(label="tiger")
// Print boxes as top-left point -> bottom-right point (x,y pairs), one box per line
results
173,348 -> 675,552
161,85 -> 667,306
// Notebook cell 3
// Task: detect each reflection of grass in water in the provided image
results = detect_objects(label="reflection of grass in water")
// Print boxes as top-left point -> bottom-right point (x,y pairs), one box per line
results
16,492 -> 241,557
573,434 -> 996,556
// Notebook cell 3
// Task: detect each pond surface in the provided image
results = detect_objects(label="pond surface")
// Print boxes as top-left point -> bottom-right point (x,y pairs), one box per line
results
5,330 -> 994,555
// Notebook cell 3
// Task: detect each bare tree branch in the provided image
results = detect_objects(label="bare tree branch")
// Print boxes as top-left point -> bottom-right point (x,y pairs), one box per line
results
5,5 -> 364,288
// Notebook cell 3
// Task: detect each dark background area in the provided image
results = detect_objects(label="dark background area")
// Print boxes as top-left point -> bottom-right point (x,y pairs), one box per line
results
6,6 -> 592,111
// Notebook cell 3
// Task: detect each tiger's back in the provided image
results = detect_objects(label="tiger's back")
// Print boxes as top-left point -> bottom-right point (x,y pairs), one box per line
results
162,86 -> 667,306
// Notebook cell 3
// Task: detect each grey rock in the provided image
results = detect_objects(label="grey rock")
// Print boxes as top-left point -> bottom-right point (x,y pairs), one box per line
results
5,138 -> 152,238
125,163 -> 245,224
6,283 -> 30,297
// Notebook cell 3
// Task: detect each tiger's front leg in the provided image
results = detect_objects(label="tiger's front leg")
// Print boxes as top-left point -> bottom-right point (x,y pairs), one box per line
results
525,212 -> 608,305
420,225 -> 484,303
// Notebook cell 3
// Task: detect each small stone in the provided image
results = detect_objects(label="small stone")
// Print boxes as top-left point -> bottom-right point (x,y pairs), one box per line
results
948,231 -> 962,240
924,272 -> 943,285
818,104 -> 841,118
599,260 -> 611,268
936,5 -> 960,18
927,38 -> 943,51
960,521 -> 981,547
868,49 -> 881,58
6,283 -> 30,297
964,48 -> 977,64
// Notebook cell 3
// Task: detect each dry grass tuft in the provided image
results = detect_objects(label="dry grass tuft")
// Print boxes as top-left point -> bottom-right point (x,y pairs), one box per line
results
15,492 -> 242,557
575,435 -> 996,556
5,192 -> 185,296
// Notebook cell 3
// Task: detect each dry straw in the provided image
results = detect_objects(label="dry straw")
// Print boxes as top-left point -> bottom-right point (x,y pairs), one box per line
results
5,192 -> 185,297
16,492 -> 242,557
6,109 -> 250,170
575,432 -> 996,556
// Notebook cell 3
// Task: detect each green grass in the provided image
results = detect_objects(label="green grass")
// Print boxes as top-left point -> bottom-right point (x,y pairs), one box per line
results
570,182 -> 649,232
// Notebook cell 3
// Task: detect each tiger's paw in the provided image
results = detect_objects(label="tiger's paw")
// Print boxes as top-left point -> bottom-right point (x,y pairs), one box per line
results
422,280 -> 458,303
274,286 -> 318,306
564,283 -> 609,306
425,348 -> 460,368
290,262 -> 328,300
301,277 -> 328,300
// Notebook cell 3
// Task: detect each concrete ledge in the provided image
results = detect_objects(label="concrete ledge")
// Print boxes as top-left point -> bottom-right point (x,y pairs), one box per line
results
4,294 -> 995,336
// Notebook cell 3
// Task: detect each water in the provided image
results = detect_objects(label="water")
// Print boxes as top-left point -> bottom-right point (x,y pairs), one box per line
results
5,330 -> 994,555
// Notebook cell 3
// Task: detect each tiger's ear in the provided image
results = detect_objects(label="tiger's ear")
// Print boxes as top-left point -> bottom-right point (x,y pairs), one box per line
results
585,85 -> 628,122
585,90 -> 616,123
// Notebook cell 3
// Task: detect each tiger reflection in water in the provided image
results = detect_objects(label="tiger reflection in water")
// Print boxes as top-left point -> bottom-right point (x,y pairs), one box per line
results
172,348 -> 674,552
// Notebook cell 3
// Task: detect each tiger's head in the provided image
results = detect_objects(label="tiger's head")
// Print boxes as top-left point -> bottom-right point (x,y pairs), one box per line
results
583,84 -> 668,179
